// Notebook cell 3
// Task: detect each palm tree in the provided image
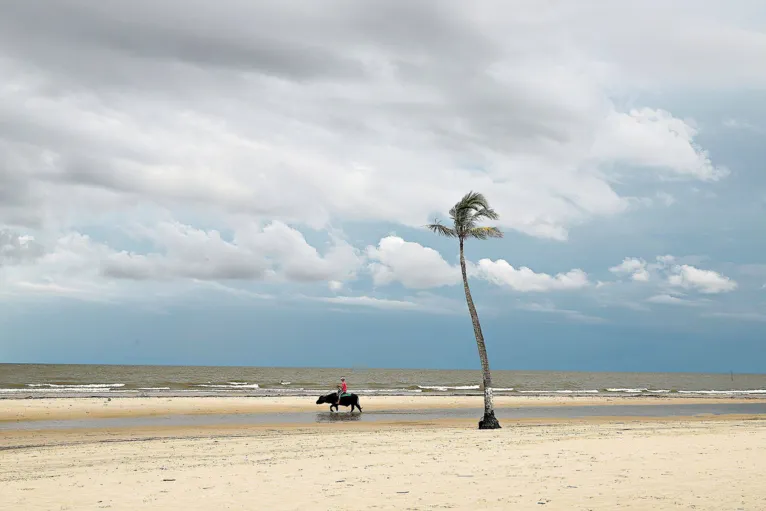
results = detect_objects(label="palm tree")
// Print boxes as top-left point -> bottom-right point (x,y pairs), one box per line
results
427,191 -> 503,430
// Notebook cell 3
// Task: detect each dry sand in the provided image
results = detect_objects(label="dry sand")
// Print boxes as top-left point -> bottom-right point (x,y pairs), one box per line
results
2,397 -> 765,510
3,394 -> 765,422
2,418 -> 765,511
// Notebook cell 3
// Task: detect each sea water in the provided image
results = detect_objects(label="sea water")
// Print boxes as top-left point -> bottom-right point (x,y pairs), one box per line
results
1,364 -> 765,398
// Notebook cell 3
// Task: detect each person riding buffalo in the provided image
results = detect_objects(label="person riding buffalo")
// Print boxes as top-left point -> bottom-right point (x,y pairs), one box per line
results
336,377 -> 347,405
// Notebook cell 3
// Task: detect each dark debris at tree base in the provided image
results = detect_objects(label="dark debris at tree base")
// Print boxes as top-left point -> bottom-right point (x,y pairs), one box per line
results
478,411 -> 502,430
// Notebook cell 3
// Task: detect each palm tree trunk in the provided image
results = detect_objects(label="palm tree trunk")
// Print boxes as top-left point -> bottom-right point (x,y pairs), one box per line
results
459,238 -> 501,429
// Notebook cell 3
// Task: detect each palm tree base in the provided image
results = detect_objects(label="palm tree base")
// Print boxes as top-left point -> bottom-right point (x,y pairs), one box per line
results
478,410 -> 502,430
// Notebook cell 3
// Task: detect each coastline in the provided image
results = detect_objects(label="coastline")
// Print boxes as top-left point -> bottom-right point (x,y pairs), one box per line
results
3,394 -> 766,423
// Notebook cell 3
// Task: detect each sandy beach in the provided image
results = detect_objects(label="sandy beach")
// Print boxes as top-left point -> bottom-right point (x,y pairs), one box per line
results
1,396 -> 765,510
2,417 -> 765,510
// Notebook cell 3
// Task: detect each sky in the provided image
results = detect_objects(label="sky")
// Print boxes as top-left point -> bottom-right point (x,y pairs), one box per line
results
0,1 -> 765,372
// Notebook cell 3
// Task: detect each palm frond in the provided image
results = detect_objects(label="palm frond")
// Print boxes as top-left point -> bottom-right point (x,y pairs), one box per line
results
457,191 -> 490,212
448,204 -> 468,227
466,226 -> 503,240
472,207 -> 499,221
450,191 -> 494,229
426,222 -> 458,238
432,191 -> 501,241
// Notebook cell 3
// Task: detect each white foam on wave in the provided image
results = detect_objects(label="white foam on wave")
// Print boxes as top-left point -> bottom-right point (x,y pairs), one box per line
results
418,385 -> 480,391
27,383 -> 125,388
492,388 -> 515,392
137,387 -> 171,391
355,388 -> 423,394
280,381 -> 291,385
194,383 -> 260,389
1,387 -> 133,394
678,390 -> 766,395
605,388 -> 648,393
519,390 -> 599,394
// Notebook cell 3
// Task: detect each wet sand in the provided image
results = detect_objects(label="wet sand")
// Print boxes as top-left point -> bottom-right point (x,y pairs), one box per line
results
3,402 -> 765,434
3,394 -> 766,423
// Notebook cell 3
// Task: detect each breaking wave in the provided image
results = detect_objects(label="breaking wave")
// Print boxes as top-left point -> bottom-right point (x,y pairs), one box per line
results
194,383 -> 260,389
418,385 -> 480,391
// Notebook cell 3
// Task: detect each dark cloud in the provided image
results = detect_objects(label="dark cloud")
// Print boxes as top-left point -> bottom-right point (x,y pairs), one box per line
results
100,257 -> 268,281
0,1 -> 495,88
0,0 -> 753,236
0,2 -> 367,81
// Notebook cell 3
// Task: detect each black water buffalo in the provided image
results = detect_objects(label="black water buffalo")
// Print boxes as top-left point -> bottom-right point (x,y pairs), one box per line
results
316,393 -> 363,412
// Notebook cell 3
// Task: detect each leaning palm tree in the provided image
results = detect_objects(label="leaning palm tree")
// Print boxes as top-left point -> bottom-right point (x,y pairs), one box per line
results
427,191 -> 503,429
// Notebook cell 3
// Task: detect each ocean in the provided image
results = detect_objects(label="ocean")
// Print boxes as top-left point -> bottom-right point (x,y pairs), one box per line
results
1,364 -> 765,399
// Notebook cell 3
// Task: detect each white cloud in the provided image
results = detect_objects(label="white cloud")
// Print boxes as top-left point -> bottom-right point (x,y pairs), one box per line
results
367,236 -> 590,293
518,301 -> 605,324
0,222 -> 364,300
2,3 -> 762,309
631,191 -> 677,208
561,2 -> 766,89
315,291 -> 462,315
609,257 -> 650,282
0,230 -> 45,265
0,1 -> 741,250
591,108 -> 726,181
655,255 -> 677,266
722,118 -> 762,132
366,236 -> 460,289
0,232 -> 120,301
667,264 -> 738,294
104,221 -> 362,283
646,294 -> 700,306
317,295 -> 420,311
632,270 -> 650,282
474,259 -> 589,292
655,192 -> 676,207
610,255 -> 738,295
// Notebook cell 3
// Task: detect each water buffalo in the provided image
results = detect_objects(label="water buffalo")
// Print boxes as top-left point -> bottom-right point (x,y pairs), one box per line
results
316,392 -> 363,413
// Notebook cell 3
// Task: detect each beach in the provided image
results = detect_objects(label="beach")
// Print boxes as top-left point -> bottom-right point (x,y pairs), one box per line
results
2,395 -> 766,510
5,394 -> 766,423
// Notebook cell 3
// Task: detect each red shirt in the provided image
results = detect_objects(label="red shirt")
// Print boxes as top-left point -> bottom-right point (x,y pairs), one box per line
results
341,382 -> 347,393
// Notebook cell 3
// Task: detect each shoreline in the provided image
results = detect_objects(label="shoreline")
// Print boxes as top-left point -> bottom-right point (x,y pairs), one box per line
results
6,387 -> 766,402
2,394 -> 765,423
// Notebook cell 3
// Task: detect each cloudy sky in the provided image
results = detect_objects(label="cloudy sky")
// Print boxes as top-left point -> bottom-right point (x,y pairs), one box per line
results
1,1 -> 764,372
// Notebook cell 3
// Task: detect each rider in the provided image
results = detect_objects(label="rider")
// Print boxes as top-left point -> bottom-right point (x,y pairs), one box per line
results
336,377 -> 347,405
